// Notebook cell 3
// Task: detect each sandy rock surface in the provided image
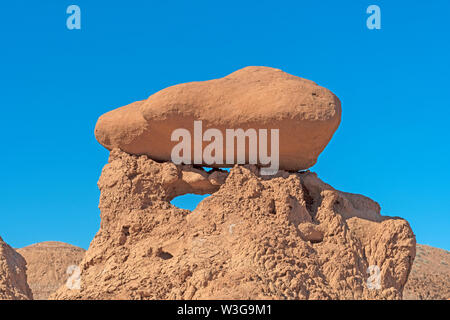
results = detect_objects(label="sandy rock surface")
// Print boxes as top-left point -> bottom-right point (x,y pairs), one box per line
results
0,236 -> 32,300
17,241 -> 85,300
51,149 -> 415,300
95,66 -> 341,171
403,244 -> 450,300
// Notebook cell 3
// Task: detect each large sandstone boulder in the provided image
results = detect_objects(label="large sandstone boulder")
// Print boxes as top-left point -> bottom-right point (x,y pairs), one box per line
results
52,150 -> 415,300
17,241 -> 86,300
0,236 -> 32,300
95,66 -> 341,172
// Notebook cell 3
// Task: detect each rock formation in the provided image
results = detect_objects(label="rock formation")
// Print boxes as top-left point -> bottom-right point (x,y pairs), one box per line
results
52,150 -> 416,300
49,67 -> 418,300
94,66 -> 341,171
0,236 -> 32,300
403,244 -> 450,300
17,241 -> 86,300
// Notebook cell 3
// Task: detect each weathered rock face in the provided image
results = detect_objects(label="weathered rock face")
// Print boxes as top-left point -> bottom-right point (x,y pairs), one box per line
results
95,66 -> 341,172
17,241 -> 86,300
0,236 -> 32,300
403,244 -> 450,300
52,150 -> 415,300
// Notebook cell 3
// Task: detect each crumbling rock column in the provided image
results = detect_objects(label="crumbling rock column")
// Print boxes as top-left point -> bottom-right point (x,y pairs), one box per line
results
51,150 -> 415,300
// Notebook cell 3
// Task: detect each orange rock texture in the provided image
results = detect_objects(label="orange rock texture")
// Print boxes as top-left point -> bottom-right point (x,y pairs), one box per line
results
17,241 -> 85,300
94,66 -> 341,171
51,150 -> 416,300
0,236 -> 32,300
403,244 -> 449,300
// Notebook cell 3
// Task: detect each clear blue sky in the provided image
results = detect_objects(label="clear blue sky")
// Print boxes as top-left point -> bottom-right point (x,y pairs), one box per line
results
1,1 -> 449,250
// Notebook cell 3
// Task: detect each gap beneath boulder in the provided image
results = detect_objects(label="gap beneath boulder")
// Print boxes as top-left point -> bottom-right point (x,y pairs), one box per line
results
170,193 -> 210,211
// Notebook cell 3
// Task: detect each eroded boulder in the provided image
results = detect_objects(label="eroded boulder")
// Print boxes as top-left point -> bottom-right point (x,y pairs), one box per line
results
95,66 -> 341,171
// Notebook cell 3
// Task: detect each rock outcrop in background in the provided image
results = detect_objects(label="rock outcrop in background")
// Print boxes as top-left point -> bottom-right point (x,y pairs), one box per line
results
403,244 -> 450,300
17,241 -> 85,300
52,150 -> 416,299
0,236 -> 32,300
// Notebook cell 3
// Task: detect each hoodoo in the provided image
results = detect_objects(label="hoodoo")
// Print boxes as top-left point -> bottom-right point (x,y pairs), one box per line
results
51,67 -> 415,300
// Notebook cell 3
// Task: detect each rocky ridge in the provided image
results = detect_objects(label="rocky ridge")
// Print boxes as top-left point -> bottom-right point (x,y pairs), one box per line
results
17,241 -> 85,300
403,244 -> 450,300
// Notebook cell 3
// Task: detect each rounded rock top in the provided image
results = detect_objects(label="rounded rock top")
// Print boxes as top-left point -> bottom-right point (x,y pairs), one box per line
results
95,66 -> 341,172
